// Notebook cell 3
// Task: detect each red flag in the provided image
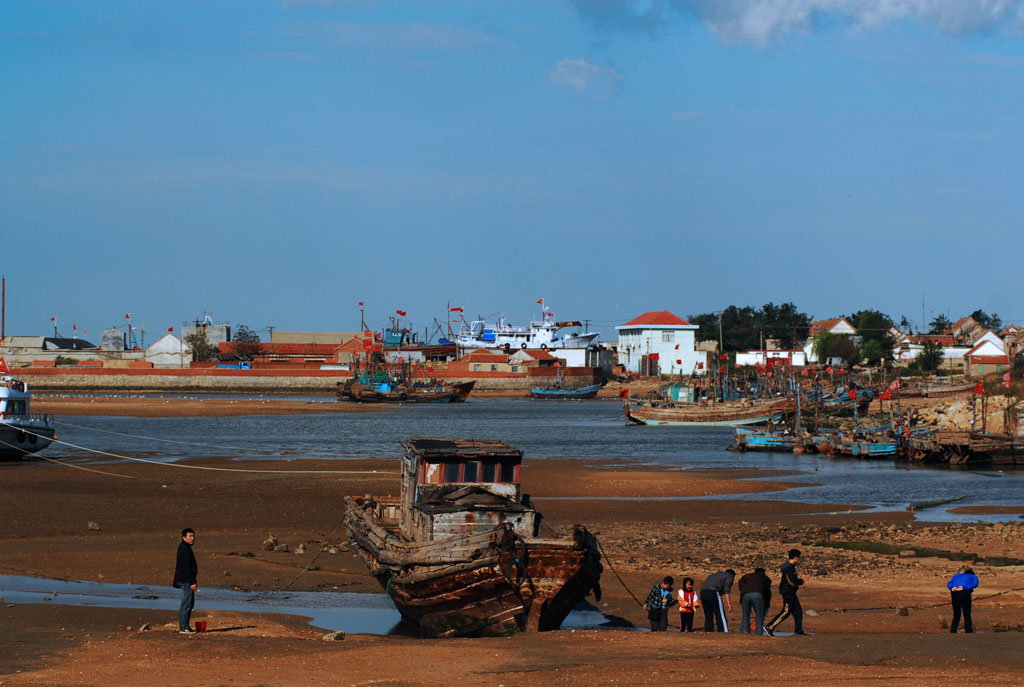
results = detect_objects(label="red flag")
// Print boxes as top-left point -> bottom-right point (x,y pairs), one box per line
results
0,358 -> 10,374
735,363 -> 741,369
450,307 -> 463,312
880,389 -> 891,400
649,353 -> 660,361
697,362 -> 704,369
125,313 -> 131,319
848,389 -> 857,400
168,327 -> 174,333
536,298 -> 543,304
1003,372 -> 1012,389
674,344 -> 679,350
719,366 -> 726,375
358,301 -> 364,306
973,381 -> 984,394
676,359 -> 681,365
618,389 -> 629,398
395,310 -> 406,316
826,366 -> 833,374
801,369 -> 809,377
719,353 -> 728,361
50,316 -> 56,322
72,323 -> 77,330
888,379 -> 900,391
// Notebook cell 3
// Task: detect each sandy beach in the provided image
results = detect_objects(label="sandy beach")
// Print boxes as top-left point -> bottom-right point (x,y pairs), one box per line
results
3,397 -> 1023,686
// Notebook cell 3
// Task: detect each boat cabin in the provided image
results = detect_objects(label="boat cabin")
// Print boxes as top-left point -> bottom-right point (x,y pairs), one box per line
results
400,437 -> 535,542
1,377 -> 30,418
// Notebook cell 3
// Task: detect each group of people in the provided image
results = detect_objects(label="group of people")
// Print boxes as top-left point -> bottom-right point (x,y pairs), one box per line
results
644,550 -> 982,636
644,549 -> 806,636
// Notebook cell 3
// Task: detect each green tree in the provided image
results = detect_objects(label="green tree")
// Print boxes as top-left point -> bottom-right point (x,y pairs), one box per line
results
861,339 -> 884,365
917,340 -> 944,372
184,329 -> 218,362
230,324 -> 262,360
929,314 -> 951,335
849,309 -> 895,362
970,309 -> 1002,331
829,335 -> 861,367
760,301 -> 812,350
690,302 -> 811,352
812,331 -> 832,363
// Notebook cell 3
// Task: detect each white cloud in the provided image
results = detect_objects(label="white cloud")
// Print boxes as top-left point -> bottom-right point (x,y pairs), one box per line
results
571,0 -> 1024,46
551,58 -> 623,97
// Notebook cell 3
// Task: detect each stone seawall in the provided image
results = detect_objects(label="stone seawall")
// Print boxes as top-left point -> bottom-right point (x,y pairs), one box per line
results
19,369 -> 601,394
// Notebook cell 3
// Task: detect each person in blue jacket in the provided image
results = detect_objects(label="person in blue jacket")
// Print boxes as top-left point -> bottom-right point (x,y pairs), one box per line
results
946,567 -> 979,633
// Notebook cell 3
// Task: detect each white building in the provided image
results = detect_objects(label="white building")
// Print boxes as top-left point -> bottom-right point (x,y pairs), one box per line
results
615,310 -> 706,376
146,333 -> 190,368
735,350 -> 808,367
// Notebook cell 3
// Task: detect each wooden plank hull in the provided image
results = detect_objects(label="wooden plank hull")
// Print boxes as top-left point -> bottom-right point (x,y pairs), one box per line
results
530,384 -> 601,399
345,497 -> 602,637
624,398 -> 794,427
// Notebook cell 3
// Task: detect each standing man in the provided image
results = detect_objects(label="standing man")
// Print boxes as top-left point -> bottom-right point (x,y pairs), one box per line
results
738,567 -> 772,635
642,576 -> 676,632
765,549 -> 806,636
699,569 -> 735,632
947,567 -> 980,633
173,527 -> 198,635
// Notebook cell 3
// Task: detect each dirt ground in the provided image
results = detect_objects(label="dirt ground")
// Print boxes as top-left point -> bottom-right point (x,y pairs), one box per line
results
3,397 -> 1024,686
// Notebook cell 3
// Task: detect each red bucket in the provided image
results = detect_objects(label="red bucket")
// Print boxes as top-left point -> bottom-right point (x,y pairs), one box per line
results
195,621 -> 207,633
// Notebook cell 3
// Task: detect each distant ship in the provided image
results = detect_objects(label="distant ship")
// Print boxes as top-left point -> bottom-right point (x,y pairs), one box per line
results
454,305 -> 599,351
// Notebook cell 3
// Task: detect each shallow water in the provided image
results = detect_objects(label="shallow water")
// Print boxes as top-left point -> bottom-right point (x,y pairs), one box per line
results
28,397 -> 1024,521
0,575 -> 617,634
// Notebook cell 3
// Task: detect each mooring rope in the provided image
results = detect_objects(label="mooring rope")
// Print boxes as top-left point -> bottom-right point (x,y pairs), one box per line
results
0,435 -> 142,480
0,421 -> 393,475
51,418 -> 277,455
595,538 -> 645,609
246,516 -> 347,602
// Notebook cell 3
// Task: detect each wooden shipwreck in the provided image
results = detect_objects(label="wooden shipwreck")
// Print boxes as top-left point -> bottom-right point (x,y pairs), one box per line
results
344,437 -> 603,637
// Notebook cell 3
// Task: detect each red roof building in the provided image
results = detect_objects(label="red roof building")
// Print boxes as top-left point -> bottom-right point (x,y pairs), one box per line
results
619,310 -> 694,327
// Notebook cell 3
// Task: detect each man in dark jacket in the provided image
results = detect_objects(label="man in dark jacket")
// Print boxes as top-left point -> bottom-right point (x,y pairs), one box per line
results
699,569 -> 735,632
765,549 -> 806,636
738,567 -> 772,635
173,527 -> 198,634
642,576 -> 676,631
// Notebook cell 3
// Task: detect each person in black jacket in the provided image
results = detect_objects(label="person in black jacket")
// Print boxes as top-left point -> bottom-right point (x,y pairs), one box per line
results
765,549 -> 806,636
173,527 -> 199,634
738,567 -> 772,635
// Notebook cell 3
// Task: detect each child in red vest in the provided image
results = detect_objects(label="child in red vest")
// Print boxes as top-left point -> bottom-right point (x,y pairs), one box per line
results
677,577 -> 700,632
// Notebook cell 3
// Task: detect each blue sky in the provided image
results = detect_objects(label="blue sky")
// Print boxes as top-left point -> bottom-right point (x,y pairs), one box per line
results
2,0 -> 1022,342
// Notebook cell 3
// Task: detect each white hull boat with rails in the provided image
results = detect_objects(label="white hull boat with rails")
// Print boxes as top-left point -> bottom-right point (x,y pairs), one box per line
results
1,369 -> 56,459
455,304 -> 599,351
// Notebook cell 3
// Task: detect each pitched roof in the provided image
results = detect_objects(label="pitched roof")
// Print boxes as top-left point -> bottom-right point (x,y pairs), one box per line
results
809,317 -> 856,336
618,310 -> 693,327
462,349 -> 508,361
911,334 -> 954,346
521,348 -> 559,361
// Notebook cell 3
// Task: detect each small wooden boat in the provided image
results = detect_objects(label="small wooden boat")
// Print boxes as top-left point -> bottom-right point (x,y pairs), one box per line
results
624,397 -> 795,427
345,437 -> 603,637
530,383 -> 601,399
338,379 -> 473,403
733,426 -> 799,452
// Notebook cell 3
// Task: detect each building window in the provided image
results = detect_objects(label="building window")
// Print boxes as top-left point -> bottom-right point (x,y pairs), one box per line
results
510,365 -> 518,373
662,331 -> 674,343
473,364 -> 481,371
491,364 -> 498,371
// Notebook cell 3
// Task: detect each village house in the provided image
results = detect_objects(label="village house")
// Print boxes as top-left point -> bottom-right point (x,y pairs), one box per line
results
963,339 -> 1011,376
804,317 -> 859,363
948,316 -> 985,345
735,349 -> 808,367
615,310 -> 706,376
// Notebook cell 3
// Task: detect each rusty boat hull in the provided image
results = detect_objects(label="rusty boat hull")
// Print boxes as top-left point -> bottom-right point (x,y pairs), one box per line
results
345,496 -> 602,637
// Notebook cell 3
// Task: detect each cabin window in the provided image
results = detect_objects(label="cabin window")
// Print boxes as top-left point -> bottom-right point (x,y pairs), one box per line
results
443,462 -> 461,483
480,460 -> 497,482
463,461 -> 478,482
500,462 -> 517,483
6,400 -> 26,415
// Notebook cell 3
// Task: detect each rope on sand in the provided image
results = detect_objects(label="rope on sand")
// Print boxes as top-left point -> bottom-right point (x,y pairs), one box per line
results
0,435 -> 142,480
596,538 -> 645,609
820,586 -> 1024,614
246,517 -> 347,602
0,421 -> 394,475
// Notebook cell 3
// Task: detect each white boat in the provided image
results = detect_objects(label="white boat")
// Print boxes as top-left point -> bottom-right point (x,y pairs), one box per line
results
455,306 -> 599,351
0,372 -> 56,459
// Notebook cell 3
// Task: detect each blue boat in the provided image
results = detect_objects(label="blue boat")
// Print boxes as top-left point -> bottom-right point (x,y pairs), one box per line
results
530,383 -> 601,399
733,426 -> 799,452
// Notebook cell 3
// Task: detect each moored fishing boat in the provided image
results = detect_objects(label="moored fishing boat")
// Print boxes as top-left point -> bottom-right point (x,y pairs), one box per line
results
624,396 -> 795,427
344,437 -> 603,637
530,384 -> 601,399
732,426 -> 799,452
0,364 -> 56,459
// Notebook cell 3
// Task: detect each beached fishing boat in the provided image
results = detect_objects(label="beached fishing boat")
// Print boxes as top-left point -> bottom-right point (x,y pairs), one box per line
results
529,369 -> 601,399
0,369 -> 56,459
624,396 -> 795,427
344,437 -> 603,637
